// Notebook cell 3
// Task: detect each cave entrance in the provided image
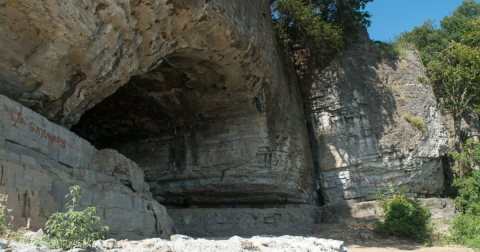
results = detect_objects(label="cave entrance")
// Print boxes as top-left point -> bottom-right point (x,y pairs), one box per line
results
71,54 -> 272,207
72,55 -> 231,205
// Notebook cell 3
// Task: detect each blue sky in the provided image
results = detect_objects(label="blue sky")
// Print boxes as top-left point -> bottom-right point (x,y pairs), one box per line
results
365,0 -> 472,42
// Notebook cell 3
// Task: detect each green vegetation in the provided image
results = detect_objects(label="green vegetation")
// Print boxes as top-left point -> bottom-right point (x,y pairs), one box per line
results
404,113 -> 426,132
388,86 -> 397,93
448,140 -> 480,248
417,75 -> 428,84
272,0 -> 373,69
427,19 -> 480,151
373,186 -> 432,239
43,186 -> 108,250
374,40 -> 406,58
397,0 -> 480,65
0,203 -> 9,235
450,214 -> 480,248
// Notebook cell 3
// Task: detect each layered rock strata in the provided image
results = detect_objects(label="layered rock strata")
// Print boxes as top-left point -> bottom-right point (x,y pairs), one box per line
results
0,94 -> 173,239
168,204 -> 319,237
301,33 -> 449,203
0,0 -> 454,238
64,0 -> 314,205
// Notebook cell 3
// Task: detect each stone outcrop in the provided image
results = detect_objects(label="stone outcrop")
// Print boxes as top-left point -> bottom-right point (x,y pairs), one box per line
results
63,0 -> 314,205
168,204 -> 319,237
3,235 -> 351,252
301,32 -> 449,203
0,0 -> 457,240
0,94 -> 173,239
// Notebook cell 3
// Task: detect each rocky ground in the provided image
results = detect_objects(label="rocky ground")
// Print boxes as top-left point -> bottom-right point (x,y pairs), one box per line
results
1,234 -> 349,252
0,221 -> 476,252
312,222 -> 474,252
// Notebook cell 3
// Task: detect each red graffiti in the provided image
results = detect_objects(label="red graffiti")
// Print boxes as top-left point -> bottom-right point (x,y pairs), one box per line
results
8,107 -> 67,149
10,107 -> 26,127
355,175 -> 394,187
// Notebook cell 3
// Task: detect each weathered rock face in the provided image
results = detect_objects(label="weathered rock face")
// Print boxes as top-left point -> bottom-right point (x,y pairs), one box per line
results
0,94 -> 173,239
0,0 -> 454,238
168,204 -> 319,237
301,32 -> 449,203
0,0 -> 276,127
61,1 -> 314,205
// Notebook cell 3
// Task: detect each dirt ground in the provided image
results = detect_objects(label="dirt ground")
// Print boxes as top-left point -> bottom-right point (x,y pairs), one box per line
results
347,244 -> 474,252
312,222 -> 476,252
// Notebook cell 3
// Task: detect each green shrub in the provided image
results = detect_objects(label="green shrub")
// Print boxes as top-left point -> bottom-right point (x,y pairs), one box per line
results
272,0 -> 373,69
404,113 -> 426,132
450,213 -> 480,248
43,186 -> 108,250
374,40 -> 406,58
453,170 -> 480,215
373,187 -> 432,239
0,203 -> 9,235
417,75 -> 428,84
452,139 -> 480,178
449,142 -> 480,248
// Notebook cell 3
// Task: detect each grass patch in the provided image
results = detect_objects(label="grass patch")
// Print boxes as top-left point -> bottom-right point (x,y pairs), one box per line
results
404,113 -> 426,132
417,75 -> 428,84
374,40 -> 407,59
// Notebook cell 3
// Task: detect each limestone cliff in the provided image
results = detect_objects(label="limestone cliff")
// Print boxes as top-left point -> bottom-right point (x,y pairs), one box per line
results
300,32 -> 449,203
1,0 -> 314,206
0,0 -> 454,239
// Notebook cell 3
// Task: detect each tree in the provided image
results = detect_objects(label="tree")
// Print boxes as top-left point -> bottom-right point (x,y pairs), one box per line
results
441,0 -> 480,43
399,0 -> 480,66
450,140 -> 480,248
398,20 -> 447,65
44,186 -> 109,250
272,0 -> 373,69
427,18 -> 480,152
311,0 -> 373,36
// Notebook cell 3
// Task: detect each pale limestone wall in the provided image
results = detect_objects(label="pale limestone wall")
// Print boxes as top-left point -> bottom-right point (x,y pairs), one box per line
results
302,33 -> 449,203
0,0 -> 315,206
0,94 -> 173,239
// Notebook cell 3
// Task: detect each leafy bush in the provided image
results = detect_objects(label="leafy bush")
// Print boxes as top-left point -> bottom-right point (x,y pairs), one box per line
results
43,186 -> 108,250
374,40 -> 406,58
450,213 -> 480,248
452,140 -> 480,210
449,140 -> 480,248
0,203 -> 9,235
404,113 -> 426,132
373,187 -> 432,239
272,0 -> 373,69
417,75 -> 428,84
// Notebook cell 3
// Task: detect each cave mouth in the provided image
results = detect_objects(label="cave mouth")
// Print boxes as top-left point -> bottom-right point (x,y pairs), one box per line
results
71,54 -> 287,207
72,61 -> 190,150
71,56 -> 231,206
71,54 -> 234,149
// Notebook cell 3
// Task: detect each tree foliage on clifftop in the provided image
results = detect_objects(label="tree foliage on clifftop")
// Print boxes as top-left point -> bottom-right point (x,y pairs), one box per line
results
272,0 -> 373,69
398,0 -> 480,65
